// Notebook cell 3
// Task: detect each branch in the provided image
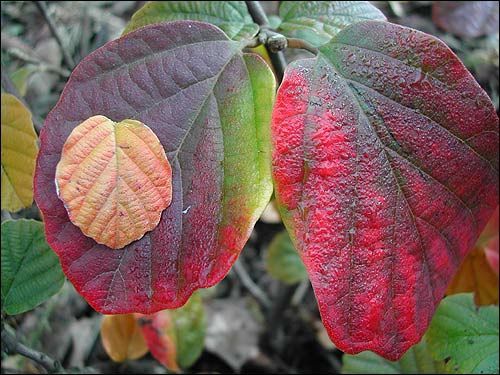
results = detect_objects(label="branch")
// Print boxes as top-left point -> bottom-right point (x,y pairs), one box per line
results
3,48 -> 71,78
266,283 -> 298,346
1,325 -> 63,373
246,1 -> 287,83
1,32 -> 71,78
233,259 -> 272,308
245,1 -> 269,26
291,279 -> 310,306
34,1 -> 75,70
1,210 -> 13,222
1,68 -> 43,133
287,38 -> 319,55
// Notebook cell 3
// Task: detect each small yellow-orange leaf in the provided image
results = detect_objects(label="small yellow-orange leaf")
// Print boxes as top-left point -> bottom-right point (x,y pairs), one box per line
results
447,246 -> 499,305
101,314 -> 149,362
1,93 -> 38,212
55,115 -> 172,249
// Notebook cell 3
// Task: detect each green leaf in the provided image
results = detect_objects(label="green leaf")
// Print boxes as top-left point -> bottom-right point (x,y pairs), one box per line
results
1,219 -> 65,314
10,66 -> 37,97
171,292 -> 206,368
342,339 -> 443,374
427,293 -> 499,374
138,292 -> 205,371
268,15 -> 282,30
278,1 -> 386,46
123,1 -> 259,40
266,231 -> 308,284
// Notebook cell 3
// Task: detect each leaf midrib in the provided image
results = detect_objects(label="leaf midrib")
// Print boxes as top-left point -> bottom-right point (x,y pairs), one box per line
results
314,52 -> 439,322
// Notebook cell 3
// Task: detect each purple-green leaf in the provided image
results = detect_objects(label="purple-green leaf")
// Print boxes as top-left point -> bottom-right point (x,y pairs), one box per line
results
34,21 -> 275,314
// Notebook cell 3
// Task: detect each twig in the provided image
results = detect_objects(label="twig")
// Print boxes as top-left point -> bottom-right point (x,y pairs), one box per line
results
3,48 -> 71,78
233,259 -> 272,308
34,1 -> 75,70
1,32 -> 71,77
245,1 -> 270,26
291,279 -> 310,306
246,1 -> 287,83
287,38 -> 319,55
1,324 -> 64,373
267,284 -> 298,339
1,210 -> 13,221
1,68 -> 43,133
1,69 -> 21,101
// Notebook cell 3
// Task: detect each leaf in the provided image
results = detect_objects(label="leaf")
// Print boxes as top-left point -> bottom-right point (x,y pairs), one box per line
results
1,93 -> 38,212
485,237 -> 499,275
170,292 -> 205,369
138,312 -> 180,372
205,298 -> 262,371
482,207 -> 499,275
427,293 -> 499,374
34,21 -> 275,314
100,314 -> 149,362
268,15 -> 282,30
447,247 -> 499,305
342,338 -> 443,374
10,66 -> 37,97
266,230 -> 308,284
432,1 -> 499,38
278,1 -> 386,47
447,206 -> 499,305
55,115 -> 173,249
271,20 -> 499,360
123,1 -> 259,41
249,45 -> 275,78
1,219 -> 65,314
137,292 -> 205,371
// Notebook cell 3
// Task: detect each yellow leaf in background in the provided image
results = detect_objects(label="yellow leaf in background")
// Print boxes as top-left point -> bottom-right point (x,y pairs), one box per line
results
447,247 -> 499,305
447,208 -> 499,305
1,93 -> 38,212
55,115 -> 172,249
100,314 -> 149,362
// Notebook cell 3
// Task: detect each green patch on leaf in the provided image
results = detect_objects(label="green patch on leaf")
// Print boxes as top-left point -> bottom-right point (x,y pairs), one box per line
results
172,292 -> 206,368
427,293 -> 499,374
266,231 -> 308,284
123,1 -> 259,40
342,338 -> 444,374
278,1 -> 386,46
1,219 -> 65,314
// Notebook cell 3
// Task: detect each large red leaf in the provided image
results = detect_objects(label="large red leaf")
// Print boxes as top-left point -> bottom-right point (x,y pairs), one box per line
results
34,21 -> 274,314
271,20 -> 499,360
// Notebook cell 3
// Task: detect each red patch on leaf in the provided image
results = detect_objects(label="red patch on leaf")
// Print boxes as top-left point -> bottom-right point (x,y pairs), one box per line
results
136,313 -> 179,372
272,21 -> 499,360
